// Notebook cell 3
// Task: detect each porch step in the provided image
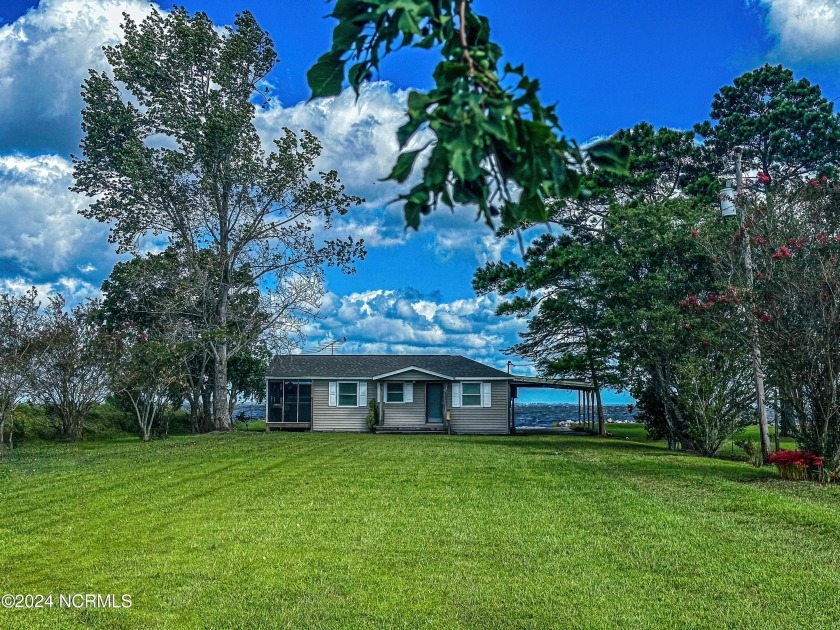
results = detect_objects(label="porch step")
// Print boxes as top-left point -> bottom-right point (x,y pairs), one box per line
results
373,425 -> 448,434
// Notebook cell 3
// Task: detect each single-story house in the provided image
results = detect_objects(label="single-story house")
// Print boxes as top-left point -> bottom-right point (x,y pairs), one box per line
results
265,354 -> 515,434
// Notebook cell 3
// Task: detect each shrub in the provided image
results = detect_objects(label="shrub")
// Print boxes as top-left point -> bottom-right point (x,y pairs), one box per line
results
366,399 -> 380,430
735,440 -> 762,467
768,449 -> 825,481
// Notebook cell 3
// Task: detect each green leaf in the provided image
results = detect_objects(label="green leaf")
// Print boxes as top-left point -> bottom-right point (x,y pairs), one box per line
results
348,62 -> 371,87
587,140 -> 630,173
307,51 -> 345,98
387,148 -> 423,183
404,200 -> 421,230
330,19 -> 364,53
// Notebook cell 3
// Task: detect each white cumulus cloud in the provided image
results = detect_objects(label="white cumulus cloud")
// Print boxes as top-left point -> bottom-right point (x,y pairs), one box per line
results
0,0 -> 157,154
755,0 -> 840,60
304,286 -> 523,371
0,153 -> 117,280
0,275 -> 100,304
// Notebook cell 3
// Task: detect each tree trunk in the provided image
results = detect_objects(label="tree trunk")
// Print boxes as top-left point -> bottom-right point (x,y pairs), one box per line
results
780,396 -> 794,437
593,386 -> 606,436
652,363 -> 683,450
70,410 -> 84,441
582,326 -> 606,436
188,393 -> 199,433
201,389 -> 213,432
228,386 -> 238,426
212,189 -> 232,432
213,340 -> 230,431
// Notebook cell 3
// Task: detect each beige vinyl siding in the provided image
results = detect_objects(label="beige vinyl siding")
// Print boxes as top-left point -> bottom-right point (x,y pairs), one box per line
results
449,381 -> 509,434
312,379 -> 373,432
381,382 -> 428,427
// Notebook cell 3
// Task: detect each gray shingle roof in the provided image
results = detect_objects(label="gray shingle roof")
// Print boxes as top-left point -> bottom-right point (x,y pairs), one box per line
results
267,354 -> 511,379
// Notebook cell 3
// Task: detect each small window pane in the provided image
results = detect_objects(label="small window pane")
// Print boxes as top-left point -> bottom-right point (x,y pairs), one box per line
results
338,382 -> 358,406
386,383 -> 404,403
462,382 -> 481,407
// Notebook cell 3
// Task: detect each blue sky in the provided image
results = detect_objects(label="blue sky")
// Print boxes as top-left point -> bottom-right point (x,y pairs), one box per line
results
1,0 -> 839,403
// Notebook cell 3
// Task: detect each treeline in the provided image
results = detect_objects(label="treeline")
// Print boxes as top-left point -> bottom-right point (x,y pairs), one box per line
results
476,64 -> 840,466
0,276 -> 267,447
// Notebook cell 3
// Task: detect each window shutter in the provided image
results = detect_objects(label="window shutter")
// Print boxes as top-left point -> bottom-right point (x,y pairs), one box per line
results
482,382 -> 492,407
452,382 -> 461,408
358,381 -> 367,406
403,382 -> 413,403
328,382 -> 337,407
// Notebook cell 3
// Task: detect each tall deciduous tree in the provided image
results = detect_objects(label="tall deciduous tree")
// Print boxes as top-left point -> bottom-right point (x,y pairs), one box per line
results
0,289 -> 40,450
73,8 -> 364,430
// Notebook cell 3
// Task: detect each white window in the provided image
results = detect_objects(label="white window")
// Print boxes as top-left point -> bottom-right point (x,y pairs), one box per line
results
461,382 -> 482,407
337,381 -> 358,407
453,382 -> 492,408
386,382 -> 404,403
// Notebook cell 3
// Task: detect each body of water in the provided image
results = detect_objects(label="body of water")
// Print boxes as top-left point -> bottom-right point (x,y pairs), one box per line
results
514,402 -> 639,428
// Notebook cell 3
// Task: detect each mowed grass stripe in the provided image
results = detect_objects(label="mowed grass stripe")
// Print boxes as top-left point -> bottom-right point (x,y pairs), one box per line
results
1,428 -> 838,628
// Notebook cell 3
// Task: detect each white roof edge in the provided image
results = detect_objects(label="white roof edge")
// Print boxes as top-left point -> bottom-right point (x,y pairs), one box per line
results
371,365 -> 453,380
267,373 -> 513,381
266,376 -> 371,380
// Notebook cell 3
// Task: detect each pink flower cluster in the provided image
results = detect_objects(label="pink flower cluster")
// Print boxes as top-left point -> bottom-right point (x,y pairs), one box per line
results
771,246 -> 793,260
678,287 -> 742,311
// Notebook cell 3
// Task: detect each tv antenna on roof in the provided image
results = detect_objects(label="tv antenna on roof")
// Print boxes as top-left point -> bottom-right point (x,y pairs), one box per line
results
316,337 -> 346,355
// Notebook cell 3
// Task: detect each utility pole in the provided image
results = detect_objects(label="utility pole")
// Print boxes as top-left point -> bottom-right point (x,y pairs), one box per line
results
734,148 -> 772,464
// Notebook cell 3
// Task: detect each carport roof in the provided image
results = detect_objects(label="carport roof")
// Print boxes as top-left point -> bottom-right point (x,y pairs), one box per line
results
510,375 -> 594,391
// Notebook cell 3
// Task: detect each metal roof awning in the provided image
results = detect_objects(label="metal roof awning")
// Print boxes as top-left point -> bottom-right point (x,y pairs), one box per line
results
510,376 -> 594,391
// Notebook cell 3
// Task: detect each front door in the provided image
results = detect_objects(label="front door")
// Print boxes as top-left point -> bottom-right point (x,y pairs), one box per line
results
426,383 -> 444,423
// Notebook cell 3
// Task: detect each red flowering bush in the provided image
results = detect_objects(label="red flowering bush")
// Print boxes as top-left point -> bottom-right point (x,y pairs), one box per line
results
768,449 -> 825,480
770,245 -> 793,260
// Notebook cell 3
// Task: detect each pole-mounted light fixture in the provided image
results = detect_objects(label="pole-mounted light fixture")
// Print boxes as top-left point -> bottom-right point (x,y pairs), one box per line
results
720,180 -> 737,217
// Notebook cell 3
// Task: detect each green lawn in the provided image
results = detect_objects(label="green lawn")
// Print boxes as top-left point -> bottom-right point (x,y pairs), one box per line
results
1,427 -> 838,628
605,422 -> 798,458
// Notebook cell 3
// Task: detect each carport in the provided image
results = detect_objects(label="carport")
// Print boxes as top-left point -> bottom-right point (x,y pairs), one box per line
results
508,376 -> 599,434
